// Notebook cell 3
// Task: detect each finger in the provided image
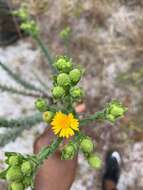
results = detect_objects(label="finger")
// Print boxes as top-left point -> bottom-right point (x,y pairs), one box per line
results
75,103 -> 86,113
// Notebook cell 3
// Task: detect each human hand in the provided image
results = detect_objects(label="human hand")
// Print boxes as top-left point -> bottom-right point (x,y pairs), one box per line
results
34,104 -> 86,190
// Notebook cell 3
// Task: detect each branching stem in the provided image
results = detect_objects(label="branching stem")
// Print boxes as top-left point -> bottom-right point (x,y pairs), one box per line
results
37,138 -> 62,164
80,111 -> 105,126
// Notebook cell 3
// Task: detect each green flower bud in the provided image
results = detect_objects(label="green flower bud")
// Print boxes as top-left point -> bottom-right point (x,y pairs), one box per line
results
88,155 -> 102,169
52,86 -> 65,99
106,114 -> 115,123
80,138 -> 94,154
59,27 -> 71,41
6,166 -> 23,182
110,105 -> 126,117
105,100 -> 127,123
54,57 -> 73,73
69,69 -> 81,84
70,87 -> 83,99
61,143 -> 77,160
57,73 -> 71,87
20,20 -> 39,36
23,176 -> 31,186
42,111 -> 54,123
8,156 -> 21,166
11,182 -> 24,190
35,98 -> 47,112
13,5 -> 29,20
21,161 -> 32,175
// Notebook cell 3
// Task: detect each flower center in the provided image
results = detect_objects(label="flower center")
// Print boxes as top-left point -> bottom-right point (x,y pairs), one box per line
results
61,116 -> 70,129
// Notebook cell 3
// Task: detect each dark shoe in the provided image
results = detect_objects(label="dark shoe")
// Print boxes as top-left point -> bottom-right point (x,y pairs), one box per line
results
102,150 -> 121,190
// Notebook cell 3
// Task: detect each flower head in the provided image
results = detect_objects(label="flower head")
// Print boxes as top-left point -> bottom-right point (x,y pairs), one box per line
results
88,154 -> 102,169
105,100 -> 127,123
51,112 -> 79,138
35,98 -> 47,112
11,182 -> 24,190
69,69 -> 81,84
57,73 -> 71,87
21,161 -> 32,175
54,56 -> 73,73
61,142 -> 78,160
80,137 -> 94,154
8,156 -> 21,166
70,86 -> 84,99
20,20 -> 39,36
42,111 -> 54,123
6,166 -> 23,182
52,86 -> 65,99
59,27 -> 71,41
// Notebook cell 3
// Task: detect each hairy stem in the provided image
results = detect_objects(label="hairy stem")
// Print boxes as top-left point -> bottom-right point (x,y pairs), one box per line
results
0,62 -> 45,93
80,111 -> 105,126
34,35 -> 55,73
0,113 -> 43,146
32,70 -> 50,90
0,83 -> 50,99
0,113 -> 42,128
37,138 -> 62,164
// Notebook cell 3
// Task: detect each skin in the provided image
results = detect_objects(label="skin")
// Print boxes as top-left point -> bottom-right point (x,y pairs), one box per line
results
34,129 -> 78,190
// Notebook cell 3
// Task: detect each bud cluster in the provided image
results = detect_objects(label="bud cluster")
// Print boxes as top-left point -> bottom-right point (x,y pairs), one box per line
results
35,98 -> 55,124
13,4 -> 39,36
61,136 -> 102,169
80,137 -> 102,169
4,153 -> 36,190
52,56 -> 84,101
105,100 -> 127,123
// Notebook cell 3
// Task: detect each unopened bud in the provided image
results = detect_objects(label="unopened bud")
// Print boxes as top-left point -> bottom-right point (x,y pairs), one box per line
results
69,69 -> 81,84
80,138 -> 94,154
20,20 -> 39,36
88,155 -> 102,169
54,57 -> 73,73
8,156 -> 21,166
70,87 -> 83,99
11,182 -> 24,190
43,111 -> 54,123
105,100 -> 127,123
61,143 -> 77,160
35,98 -> 47,112
57,73 -> 71,87
6,166 -> 23,182
21,161 -> 32,175
52,86 -> 65,99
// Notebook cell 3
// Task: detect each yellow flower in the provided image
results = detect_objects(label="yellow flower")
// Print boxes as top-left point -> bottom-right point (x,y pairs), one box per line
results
51,112 -> 79,139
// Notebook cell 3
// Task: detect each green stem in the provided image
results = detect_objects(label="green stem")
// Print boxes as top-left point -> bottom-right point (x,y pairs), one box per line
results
0,113 -> 43,146
0,83 -> 51,99
80,111 -> 105,126
0,62 -> 44,93
34,35 -> 55,73
32,70 -> 49,90
37,138 -> 62,164
0,113 -> 42,128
